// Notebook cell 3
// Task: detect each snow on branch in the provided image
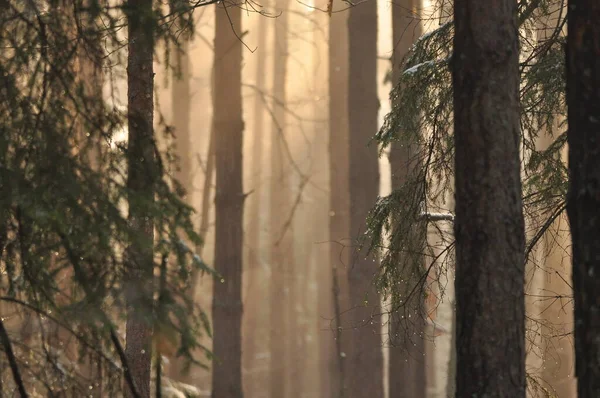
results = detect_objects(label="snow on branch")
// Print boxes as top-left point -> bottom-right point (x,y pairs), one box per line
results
419,212 -> 455,222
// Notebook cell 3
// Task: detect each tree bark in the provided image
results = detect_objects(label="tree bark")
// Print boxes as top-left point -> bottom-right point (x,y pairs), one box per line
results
452,1 -> 525,397
124,0 -> 156,396
347,1 -> 383,397
269,0 -> 292,396
388,2 -> 426,396
565,1 -> 600,396
211,2 -> 244,397
327,4 -> 350,397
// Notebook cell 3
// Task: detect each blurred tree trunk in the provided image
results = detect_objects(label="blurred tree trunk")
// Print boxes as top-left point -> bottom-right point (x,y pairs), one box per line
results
172,41 -> 192,204
211,1 -> 245,396
327,3 -> 350,397
388,2 -> 426,397
452,1 -> 525,397
124,0 -> 156,396
243,16 -> 268,397
78,2 -> 106,393
269,0 -> 292,396
169,38 -> 194,383
347,0 -> 383,396
566,1 -> 600,396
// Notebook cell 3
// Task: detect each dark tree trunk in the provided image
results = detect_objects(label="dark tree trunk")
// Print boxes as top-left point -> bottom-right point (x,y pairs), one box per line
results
452,1 -> 525,397
565,2 -> 600,397
325,4 -> 350,396
388,2 -> 426,397
269,0 -> 292,396
211,2 -> 244,397
347,1 -> 383,397
124,1 -> 156,397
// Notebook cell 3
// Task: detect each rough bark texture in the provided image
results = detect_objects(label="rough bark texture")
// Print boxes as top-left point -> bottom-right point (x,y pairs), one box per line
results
326,4 -> 350,397
452,1 -> 526,397
269,0 -> 292,396
565,2 -> 600,397
388,2 -> 426,396
211,3 -> 244,397
347,1 -> 383,397
124,0 -> 155,396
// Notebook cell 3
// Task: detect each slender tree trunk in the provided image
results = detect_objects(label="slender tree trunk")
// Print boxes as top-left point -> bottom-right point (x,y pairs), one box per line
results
327,3 -> 350,397
388,2 -> 425,397
169,38 -> 194,383
211,1 -> 244,396
347,0 -> 383,397
269,1 -> 292,396
243,17 -> 268,397
172,41 -> 192,201
78,3 -> 106,392
124,0 -> 156,396
452,1 -> 525,397
565,2 -> 600,396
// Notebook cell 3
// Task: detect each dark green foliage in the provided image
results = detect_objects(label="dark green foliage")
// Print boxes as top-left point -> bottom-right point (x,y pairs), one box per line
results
367,2 -> 569,392
0,1 -> 215,394
369,0 -> 568,292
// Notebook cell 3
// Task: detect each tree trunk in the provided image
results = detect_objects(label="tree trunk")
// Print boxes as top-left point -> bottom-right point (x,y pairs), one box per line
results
124,0 -> 156,396
565,1 -> 600,396
452,1 -> 525,397
326,3 -> 351,397
347,1 -> 383,397
172,41 -> 192,202
211,1 -> 245,397
388,2 -> 426,397
243,16 -> 268,398
269,0 -> 292,396
169,38 -> 195,383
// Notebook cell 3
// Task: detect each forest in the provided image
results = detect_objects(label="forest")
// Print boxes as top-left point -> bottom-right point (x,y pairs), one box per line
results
1,0 -> 600,397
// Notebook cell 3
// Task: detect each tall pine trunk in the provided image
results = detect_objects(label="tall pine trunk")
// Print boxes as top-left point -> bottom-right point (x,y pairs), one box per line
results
388,2 -> 425,396
211,1 -> 244,397
327,3 -> 350,397
269,1 -> 292,396
565,1 -> 600,396
452,1 -> 525,396
124,0 -> 156,396
347,1 -> 383,396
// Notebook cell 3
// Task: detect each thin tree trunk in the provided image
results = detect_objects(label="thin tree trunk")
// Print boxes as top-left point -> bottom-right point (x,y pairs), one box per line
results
211,1 -> 244,396
452,1 -> 525,396
269,1 -> 292,396
565,1 -> 600,396
347,0 -> 383,396
172,41 -> 192,201
243,17 -> 268,397
388,2 -> 425,396
169,38 -> 194,383
78,3 -> 106,392
124,0 -> 156,396
306,10 -> 330,397
327,3 -> 350,397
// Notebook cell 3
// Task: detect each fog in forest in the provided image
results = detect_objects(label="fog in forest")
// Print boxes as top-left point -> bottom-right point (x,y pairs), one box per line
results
0,0 -> 583,397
